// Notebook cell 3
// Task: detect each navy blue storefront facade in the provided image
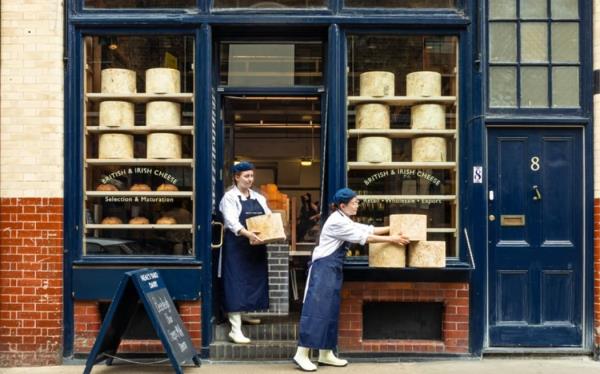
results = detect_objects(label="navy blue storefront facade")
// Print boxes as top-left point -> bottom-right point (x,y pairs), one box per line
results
63,0 -> 595,359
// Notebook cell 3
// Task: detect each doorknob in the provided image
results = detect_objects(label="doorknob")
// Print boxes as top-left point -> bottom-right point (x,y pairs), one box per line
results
489,214 -> 496,221
532,185 -> 542,201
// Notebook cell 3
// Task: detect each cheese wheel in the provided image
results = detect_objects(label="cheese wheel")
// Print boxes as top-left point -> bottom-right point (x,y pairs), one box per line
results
98,134 -> 134,159
356,104 -> 390,129
129,184 -> 151,191
99,101 -> 135,128
360,71 -> 395,97
411,104 -> 446,130
145,68 -> 181,94
369,242 -> 406,268
101,68 -> 136,94
408,241 -> 446,268
96,183 -> 118,191
157,216 -> 177,225
157,183 -> 179,191
129,216 -> 149,225
412,137 -> 447,162
357,137 -> 392,163
390,214 -> 427,241
406,71 -> 441,97
101,216 -> 123,224
146,101 -> 181,127
147,133 -> 182,159
245,212 -> 287,244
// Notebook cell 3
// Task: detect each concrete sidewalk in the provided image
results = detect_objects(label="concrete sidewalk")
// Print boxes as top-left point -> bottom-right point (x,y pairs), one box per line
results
1,357 -> 600,374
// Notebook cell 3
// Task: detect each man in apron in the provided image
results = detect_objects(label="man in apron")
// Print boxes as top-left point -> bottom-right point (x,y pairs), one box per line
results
293,188 -> 410,371
219,161 -> 270,344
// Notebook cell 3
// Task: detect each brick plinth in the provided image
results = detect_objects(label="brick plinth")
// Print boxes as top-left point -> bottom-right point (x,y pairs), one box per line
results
339,282 -> 469,354
0,198 -> 64,366
74,301 -> 202,354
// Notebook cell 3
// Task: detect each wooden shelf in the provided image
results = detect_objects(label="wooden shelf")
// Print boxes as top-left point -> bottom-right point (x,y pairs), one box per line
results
357,195 -> 456,201
348,129 -> 456,138
85,224 -> 193,230
86,93 -> 193,104
348,96 -> 456,106
86,126 -> 193,134
348,161 -> 456,170
85,191 -> 193,198
86,159 -> 194,166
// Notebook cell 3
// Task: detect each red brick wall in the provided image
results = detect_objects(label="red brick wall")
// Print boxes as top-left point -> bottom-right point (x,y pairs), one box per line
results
74,301 -> 202,354
594,198 -> 600,349
0,198 -> 64,366
339,282 -> 469,354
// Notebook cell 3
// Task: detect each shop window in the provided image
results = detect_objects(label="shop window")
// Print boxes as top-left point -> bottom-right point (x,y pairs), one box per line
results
344,0 -> 456,8
82,35 -> 195,257
84,0 -> 196,8
213,0 -> 326,9
346,35 -> 459,261
219,41 -> 323,86
488,0 -> 580,108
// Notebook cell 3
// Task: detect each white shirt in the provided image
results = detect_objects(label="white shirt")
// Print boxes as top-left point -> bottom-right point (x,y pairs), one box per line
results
311,210 -> 374,261
219,185 -> 271,236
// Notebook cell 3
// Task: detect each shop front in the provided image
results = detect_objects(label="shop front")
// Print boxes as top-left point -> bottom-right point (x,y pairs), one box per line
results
60,0 -> 594,362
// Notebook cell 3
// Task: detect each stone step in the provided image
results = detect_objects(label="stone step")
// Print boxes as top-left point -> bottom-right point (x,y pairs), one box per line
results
213,321 -> 299,341
209,340 -> 297,361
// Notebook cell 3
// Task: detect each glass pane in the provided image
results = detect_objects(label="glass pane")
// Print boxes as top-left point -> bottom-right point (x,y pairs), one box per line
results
552,23 -> 579,63
552,67 -> 579,107
345,0 -> 455,8
489,0 -> 516,19
520,0 -> 547,18
490,22 -> 517,63
551,0 -> 578,19
490,66 -> 517,107
85,0 -> 195,8
219,42 -> 323,86
521,22 -> 548,62
521,67 -> 548,107
213,0 -> 325,8
83,35 -> 195,256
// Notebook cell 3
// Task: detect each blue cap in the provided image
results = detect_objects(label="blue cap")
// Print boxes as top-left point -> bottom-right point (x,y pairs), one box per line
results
333,188 -> 357,205
231,161 -> 255,174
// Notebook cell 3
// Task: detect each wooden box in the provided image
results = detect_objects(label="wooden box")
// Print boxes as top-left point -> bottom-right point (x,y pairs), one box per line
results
245,212 -> 287,244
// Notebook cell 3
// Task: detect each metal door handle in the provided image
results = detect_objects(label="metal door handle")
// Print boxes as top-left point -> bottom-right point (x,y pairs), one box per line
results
533,185 -> 542,200
489,214 -> 496,221
211,221 -> 224,249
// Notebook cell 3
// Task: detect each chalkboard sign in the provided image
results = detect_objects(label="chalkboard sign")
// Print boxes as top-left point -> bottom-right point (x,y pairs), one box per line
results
84,269 -> 201,374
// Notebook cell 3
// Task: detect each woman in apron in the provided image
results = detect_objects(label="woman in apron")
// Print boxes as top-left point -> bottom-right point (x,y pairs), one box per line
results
219,161 -> 270,344
293,188 -> 410,371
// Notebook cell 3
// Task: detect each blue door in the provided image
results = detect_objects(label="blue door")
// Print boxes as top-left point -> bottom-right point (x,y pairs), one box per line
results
487,127 -> 584,347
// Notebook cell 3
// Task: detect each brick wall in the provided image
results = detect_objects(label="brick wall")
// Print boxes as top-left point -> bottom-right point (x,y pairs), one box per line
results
338,282 -> 469,354
265,244 -> 289,315
74,301 -> 202,355
0,198 -> 64,366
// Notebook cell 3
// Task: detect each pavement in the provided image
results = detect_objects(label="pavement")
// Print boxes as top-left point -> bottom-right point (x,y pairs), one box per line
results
1,357 -> 600,374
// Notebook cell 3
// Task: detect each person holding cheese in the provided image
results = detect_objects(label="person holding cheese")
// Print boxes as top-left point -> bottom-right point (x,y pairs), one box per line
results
218,161 -> 270,344
292,188 -> 410,371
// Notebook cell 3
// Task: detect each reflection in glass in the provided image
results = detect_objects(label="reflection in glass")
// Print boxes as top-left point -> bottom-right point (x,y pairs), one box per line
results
489,0 -> 516,19
489,23 -> 517,63
345,0 -> 455,8
213,0 -> 325,8
551,0 -> 578,19
552,67 -> 579,107
552,23 -> 579,63
521,22 -> 548,62
85,0 -> 195,8
219,42 -> 323,86
520,0 -> 547,18
521,67 -> 548,107
490,66 -> 517,107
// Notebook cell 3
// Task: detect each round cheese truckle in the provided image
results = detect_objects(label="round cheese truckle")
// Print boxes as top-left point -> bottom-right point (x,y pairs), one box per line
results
406,71 -> 441,97
98,134 -> 134,159
410,104 -> 446,130
356,103 -> 390,129
99,101 -> 135,128
412,137 -> 447,162
357,137 -> 392,163
359,71 -> 395,97
146,101 -> 181,127
101,68 -> 136,94
147,133 -> 182,159
145,68 -> 181,94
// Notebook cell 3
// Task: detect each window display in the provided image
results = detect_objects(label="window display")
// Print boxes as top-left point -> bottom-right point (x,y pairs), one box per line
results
83,35 -> 195,256
346,35 -> 458,263
85,0 -> 196,8
345,0 -> 456,8
213,0 -> 325,8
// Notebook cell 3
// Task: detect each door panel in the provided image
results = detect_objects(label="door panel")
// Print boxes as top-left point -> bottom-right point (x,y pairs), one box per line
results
487,127 -> 583,347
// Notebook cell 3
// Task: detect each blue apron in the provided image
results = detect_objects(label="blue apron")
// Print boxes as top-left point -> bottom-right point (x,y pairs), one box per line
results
298,243 -> 347,349
221,195 -> 269,313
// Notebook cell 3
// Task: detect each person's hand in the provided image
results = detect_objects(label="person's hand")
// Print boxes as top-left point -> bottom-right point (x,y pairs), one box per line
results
390,234 -> 410,246
248,231 -> 264,245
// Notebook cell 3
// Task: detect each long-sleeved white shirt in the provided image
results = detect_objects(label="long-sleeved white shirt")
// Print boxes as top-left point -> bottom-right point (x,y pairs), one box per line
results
311,210 -> 374,261
219,185 -> 271,236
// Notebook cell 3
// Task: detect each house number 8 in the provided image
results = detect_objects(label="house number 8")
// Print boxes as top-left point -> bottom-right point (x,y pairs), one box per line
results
530,156 -> 540,171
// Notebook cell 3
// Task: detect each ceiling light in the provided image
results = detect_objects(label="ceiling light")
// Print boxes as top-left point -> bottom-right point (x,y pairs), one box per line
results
300,158 -> 312,167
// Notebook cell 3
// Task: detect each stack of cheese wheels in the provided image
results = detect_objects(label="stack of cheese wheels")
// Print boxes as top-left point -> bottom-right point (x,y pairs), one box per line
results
390,214 -> 427,241
145,68 -> 180,94
99,133 -> 134,159
406,71 -> 441,97
147,101 -> 181,127
147,133 -> 182,159
369,242 -> 406,268
359,71 -> 395,97
99,69 -> 136,128
408,241 -> 446,268
412,137 -> 447,162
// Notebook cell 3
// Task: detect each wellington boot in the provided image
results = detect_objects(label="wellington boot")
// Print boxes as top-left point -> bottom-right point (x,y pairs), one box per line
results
228,312 -> 251,344
293,346 -> 317,372
318,349 -> 348,367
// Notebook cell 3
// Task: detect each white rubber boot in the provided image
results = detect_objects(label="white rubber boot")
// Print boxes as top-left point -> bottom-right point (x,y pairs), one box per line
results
241,314 -> 261,325
318,349 -> 348,367
293,346 -> 317,372
228,312 -> 250,344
